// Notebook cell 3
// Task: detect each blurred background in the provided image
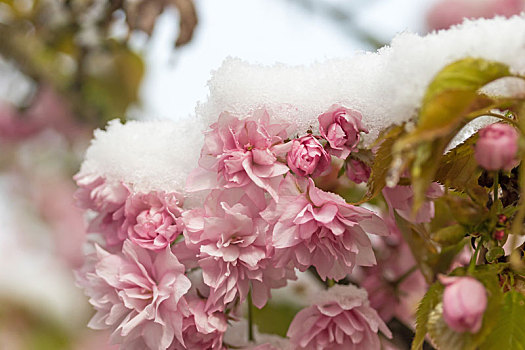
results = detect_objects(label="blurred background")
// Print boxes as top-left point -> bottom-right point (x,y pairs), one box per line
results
0,0 -> 523,348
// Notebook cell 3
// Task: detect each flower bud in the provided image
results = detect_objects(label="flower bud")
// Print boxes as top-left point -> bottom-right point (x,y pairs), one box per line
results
287,135 -> 331,177
346,159 -> 371,184
474,123 -> 519,171
493,229 -> 505,241
318,105 -> 368,159
440,276 -> 487,333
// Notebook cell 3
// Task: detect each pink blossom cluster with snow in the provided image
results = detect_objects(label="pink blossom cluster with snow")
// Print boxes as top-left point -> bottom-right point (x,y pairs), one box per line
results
74,105 -> 406,349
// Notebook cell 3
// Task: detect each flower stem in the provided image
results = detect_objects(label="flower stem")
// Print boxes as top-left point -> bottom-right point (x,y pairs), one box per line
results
247,287 -> 254,342
469,238 -> 483,274
493,171 -> 499,204
392,265 -> 417,288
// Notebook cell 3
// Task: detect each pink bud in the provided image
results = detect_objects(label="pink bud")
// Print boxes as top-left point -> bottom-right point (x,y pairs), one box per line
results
493,230 -> 505,240
474,123 -> 519,171
440,276 -> 487,333
287,135 -> 331,177
346,159 -> 371,184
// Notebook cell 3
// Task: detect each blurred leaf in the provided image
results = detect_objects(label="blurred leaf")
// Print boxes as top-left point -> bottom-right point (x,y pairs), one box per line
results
83,41 -> 144,123
412,282 -> 443,350
394,212 -> 437,283
125,0 -> 164,36
431,224 -> 467,246
443,192 -> 489,226
429,239 -> 468,275
427,267 -> 503,350
251,301 -> 301,337
359,124 -> 405,204
481,291 -> 525,350
171,0 -> 198,47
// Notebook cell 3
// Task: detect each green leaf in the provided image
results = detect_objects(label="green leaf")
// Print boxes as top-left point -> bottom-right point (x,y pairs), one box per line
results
431,224 -> 467,246
391,58 -> 513,212
434,133 -> 483,194
359,124 -> 405,203
480,291 -> 525,350
412,282 -> 444,350
419,58 -> 510,131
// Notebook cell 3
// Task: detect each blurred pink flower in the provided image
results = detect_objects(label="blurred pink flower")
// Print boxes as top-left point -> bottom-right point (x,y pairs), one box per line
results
382,182 -> 443,224
440,275 -> 487,333
32,177 -> 87,267
74,173 -> 129,246
318,105 -> 368,159
122,191 -> 184,250
186,110 -> 291,202
287,285 -> 391,350
0,101 -> 41,141
169,298 -> 227,350
287,135 -> 331,177
475,123 -> 519,171
346,159 -> 371,184
183,189 -> 291,310
427,0 -> 525,31
360,216 -> 427,323
76,240 -> 191,349
262,175 -> 388,281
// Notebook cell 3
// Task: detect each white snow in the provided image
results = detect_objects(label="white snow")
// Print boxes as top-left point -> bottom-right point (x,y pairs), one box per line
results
199,15 -> 525,144
80,15 -> 525,193
79,119 -> 205,194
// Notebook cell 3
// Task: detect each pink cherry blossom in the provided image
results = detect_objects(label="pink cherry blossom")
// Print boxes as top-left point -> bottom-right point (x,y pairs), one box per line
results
122,191 -> 184,250
318,105 -> 368,159
440,275 -> 487,333
287,285 -> 392,350
346,159 -> 371,184
169,298 -> 227,350
183,189 -> 292,311
186,109 -> 291,202
382,182 -> 443,224
287,135 -> 331,177
262,175 -> 388,281
74,172 -> 129,246
76,240 -> 191,349
475,123 -> 519,171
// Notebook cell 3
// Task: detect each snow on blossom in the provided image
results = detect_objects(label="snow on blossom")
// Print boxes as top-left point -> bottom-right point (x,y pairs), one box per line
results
76,240 -> 191,349
122,191 -> 184,250
199,16 -> 525,146
261,175 -> 388,281
287,284 -> 392,350
183,189 -> 293,311
186,109 -> 291,202
78,118 -> 205,196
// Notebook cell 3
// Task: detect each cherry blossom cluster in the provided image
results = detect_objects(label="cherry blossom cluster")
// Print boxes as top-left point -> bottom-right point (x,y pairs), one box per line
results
75,105 -> 397,349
